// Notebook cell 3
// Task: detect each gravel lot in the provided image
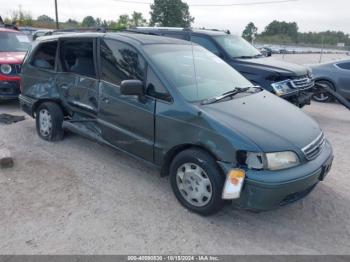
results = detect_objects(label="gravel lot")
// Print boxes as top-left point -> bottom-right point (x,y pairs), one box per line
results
0,53 -> 350,254
1,99 -> 349,255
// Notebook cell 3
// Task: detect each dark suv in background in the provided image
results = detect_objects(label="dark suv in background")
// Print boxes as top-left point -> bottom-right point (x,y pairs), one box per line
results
126,27 -> 314,107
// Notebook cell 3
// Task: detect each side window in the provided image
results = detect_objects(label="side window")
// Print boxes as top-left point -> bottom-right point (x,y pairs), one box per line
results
100,39 -> 145,86
337,62 -> 350,70
191,35 -> 221,56
31,41 -> 57,70
59,39 -> 96,77
146,67 -> 172,102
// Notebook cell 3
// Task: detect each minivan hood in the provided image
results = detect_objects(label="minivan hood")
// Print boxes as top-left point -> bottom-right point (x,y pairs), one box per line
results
200,91 -> 321,152
235,57 -> 308,77
0,52 -> 26,64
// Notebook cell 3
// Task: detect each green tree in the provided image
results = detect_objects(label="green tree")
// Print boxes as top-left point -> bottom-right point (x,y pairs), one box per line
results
242,22 -> 258,43
81,16 -> 96,27
95,18 -> 102,27
118,14 -> 129,28
9,8 -> 33,26
150,0 -> 194,27
129,11 -> 147,27
37,15 -> 54,24
65,18 -> 79,26
262,20 -> 299,42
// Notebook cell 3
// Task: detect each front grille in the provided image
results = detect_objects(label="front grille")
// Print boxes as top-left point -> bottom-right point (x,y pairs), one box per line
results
290,75 -> 314,90
302,132 -> 326,160
13,64 -> 22,74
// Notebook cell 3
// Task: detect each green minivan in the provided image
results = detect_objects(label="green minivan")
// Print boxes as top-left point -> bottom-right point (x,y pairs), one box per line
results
19,33 -> 333,215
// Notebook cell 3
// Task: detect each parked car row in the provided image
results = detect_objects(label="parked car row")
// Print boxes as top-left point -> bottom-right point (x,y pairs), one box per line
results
16,31 -> 334,215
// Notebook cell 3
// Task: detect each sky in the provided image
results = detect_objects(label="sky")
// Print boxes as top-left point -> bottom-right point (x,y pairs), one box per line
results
1,0 -> 349,34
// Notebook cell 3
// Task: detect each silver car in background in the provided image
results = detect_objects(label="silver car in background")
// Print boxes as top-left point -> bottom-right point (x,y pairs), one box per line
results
311,60 -> 350,102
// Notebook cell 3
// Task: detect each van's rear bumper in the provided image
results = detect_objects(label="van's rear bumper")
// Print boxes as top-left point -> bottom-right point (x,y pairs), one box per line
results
19,94 -> 37,117
219,141 -> 333,211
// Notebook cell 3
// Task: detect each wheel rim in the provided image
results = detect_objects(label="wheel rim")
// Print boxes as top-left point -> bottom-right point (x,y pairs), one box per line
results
313,82 -> 331,102
39,109 -> 52,137
176,163 -> 213,207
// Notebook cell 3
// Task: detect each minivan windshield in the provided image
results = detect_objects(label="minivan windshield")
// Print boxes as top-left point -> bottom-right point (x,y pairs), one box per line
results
144,44 -> 254,102
0,32 -> 31,52
214,35 -> 261,59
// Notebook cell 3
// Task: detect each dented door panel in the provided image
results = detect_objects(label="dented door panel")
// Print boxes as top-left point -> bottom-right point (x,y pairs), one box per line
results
98,81 -> 155,162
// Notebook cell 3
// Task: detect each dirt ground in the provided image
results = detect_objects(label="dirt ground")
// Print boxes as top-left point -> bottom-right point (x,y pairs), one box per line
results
0,98 -> 349,255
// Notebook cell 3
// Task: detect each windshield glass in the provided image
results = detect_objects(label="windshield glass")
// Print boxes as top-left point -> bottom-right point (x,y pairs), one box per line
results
0,32 -> 31,52
144,44 -> 253,102
214,35 -> 261,58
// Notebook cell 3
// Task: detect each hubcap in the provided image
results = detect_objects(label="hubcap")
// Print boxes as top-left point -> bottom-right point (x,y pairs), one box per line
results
313,92 -> 330,101
39,109 -> 52,137
313,82 -> 331,101
176,163 -> 213,207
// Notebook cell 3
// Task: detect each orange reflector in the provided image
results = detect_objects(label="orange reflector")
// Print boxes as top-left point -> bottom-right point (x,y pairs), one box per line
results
222,169 -> 246,200
229,169 -> 245,185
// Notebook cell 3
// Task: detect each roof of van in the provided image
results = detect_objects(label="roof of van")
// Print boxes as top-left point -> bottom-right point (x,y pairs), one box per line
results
36,32 -> 192,45
126,27 -> 228,36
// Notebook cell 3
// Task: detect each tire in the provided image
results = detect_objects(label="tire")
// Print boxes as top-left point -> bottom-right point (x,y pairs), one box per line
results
312,80 -> 334,103
36,102 -> 64,141
170,149 -> 225,216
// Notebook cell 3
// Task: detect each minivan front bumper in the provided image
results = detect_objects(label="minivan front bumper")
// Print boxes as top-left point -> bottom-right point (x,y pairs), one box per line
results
0,80 -> 21,100
219,141 -> 333,211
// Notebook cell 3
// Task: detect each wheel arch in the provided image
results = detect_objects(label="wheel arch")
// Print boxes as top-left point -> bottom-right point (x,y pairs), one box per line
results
32,99 -> 67,118
314,78 -> 337,91
160,143 -> 222,177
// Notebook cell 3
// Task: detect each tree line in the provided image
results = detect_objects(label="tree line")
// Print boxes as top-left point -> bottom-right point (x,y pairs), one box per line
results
3,1 -> 348,47
2,0 -> 194,30
242,20 -> 350,47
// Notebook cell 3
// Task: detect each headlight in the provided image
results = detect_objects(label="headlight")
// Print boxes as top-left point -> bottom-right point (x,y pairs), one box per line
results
271,80 -> 292,96
237,151 -> 300,171
0,64 -> 12,75
265,151 -> 300,170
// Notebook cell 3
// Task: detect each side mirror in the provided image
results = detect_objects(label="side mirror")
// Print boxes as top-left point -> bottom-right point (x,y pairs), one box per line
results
120,80 -> 144,97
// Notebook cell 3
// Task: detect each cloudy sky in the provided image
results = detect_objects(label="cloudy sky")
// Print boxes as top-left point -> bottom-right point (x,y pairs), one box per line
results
1,0 -> 349,34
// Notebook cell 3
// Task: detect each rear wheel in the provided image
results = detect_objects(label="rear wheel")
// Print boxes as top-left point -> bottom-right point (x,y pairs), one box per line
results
312,80 -> 334,102
36,102 -> 64,141
170,149 -> 225,216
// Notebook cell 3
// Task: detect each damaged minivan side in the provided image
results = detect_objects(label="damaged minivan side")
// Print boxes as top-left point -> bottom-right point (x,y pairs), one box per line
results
20,33 -> 333,215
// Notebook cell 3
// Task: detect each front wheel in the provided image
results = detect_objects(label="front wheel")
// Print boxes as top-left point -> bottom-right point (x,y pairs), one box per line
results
170,149 -> 225,216
36,102 -> 64,141
312,80 -> 334,102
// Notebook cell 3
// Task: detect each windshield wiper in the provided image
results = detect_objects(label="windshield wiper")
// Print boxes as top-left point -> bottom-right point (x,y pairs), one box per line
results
201,87 -> 251,105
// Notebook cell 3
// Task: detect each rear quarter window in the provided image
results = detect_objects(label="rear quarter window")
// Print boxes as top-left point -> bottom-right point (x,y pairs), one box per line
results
59,39 -> 96,78
30,41 -> 58,70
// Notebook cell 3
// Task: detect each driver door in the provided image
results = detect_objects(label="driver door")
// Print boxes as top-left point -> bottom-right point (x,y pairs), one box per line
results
97,39 -> 155,162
